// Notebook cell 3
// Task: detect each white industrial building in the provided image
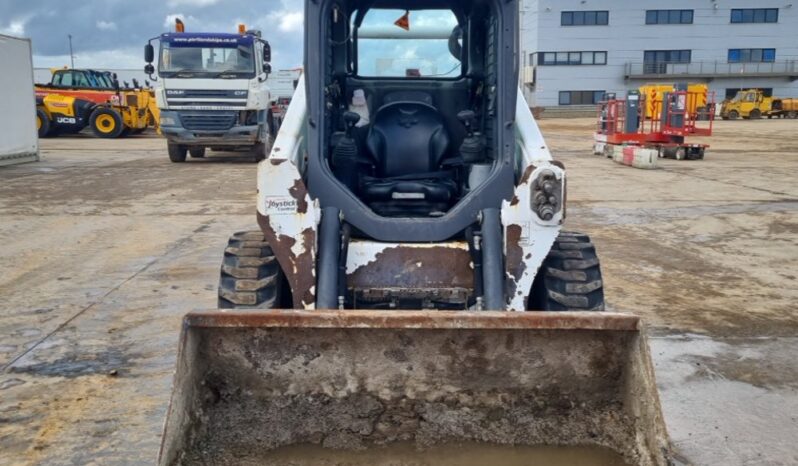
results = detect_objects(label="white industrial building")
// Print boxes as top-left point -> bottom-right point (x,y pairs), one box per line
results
520,0 -> 798,108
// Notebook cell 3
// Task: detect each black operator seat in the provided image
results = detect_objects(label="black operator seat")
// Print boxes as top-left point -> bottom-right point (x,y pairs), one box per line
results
362,101 -> 459,216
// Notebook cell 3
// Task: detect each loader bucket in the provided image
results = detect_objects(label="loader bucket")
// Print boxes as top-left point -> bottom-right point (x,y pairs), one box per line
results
158,311 -> 671,466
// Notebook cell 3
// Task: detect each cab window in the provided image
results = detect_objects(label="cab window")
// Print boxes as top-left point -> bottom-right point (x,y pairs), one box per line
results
73,72 -> 89,87
53,71 -> 74,86
354,9 -> 461,78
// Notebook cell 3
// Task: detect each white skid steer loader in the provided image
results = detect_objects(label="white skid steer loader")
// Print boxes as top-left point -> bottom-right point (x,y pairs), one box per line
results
158,1 -> 673,465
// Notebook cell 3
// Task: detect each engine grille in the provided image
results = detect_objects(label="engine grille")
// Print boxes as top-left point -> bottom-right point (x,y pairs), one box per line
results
179,111 -> 237,131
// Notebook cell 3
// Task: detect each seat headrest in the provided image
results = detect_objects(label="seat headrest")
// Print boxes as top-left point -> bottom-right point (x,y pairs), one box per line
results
382,91 -> 434,106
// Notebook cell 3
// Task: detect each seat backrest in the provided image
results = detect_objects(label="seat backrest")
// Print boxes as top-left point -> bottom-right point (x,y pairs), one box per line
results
366,102 -> 450,177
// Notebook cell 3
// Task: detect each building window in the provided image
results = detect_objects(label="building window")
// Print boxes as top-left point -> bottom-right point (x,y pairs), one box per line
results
643,50 -> 691,73
539,51 -> 607,66
559,90 -> 605,106
561,11 -> 609,26
728,48 -> 776,63
645,10 -> 693,24
730,8 -> 778,23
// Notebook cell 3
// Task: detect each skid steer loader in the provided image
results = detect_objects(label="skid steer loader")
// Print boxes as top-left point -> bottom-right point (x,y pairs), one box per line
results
159,1 -> 672,465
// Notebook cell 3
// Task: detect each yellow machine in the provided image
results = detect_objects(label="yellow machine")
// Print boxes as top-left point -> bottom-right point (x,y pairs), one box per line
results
640,83 -> 708,120
720,89 -> 798,120
34,68 -> 158,138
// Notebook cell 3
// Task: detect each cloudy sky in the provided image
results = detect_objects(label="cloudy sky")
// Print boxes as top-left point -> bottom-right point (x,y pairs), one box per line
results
0,0 -> 305,71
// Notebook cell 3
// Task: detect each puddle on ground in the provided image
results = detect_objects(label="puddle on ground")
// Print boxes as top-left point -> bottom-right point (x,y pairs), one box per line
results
250,443 -> 631,466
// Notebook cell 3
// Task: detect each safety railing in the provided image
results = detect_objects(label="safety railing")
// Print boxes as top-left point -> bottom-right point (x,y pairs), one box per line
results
625,61 -> 798,79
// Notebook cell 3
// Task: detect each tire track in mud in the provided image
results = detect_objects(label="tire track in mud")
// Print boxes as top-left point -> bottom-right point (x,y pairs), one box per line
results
1,219 -> 215,373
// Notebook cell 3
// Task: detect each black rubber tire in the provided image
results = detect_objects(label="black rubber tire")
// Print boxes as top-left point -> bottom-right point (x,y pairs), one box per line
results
189,147 -> 206,158
749,109 -> 762,120
252,134 -> 274,162
167,143 -> 188,163
528,231 -> 605,311
218,231 -> 290,309
36,108 -> 51,138
89,107 -> 125,138
661,146 -> 679,159
727,110 -> 739,120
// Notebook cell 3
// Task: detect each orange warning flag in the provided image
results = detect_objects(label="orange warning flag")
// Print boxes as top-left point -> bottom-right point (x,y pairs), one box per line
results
394,10 -> 410,31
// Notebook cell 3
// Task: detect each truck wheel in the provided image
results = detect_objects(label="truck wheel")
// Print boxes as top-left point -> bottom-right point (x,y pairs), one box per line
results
789,111 -> 798,119
189,147 -> 206,158
218,231 -> 290,309
168,143 -> 188,163
749,109 -> 762,120
727,110 -> 739,120
252,134 -> 274,162
89,107 -> 124,138
36,108 -> 51,138
528,231 -> 605,311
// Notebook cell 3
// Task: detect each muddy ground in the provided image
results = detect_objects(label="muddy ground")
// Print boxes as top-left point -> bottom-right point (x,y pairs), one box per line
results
0,119 -> 796,465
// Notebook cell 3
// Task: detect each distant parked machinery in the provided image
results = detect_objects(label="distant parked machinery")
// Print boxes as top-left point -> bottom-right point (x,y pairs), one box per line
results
639,83 -> 708,120
594,84 -> 715,162
720,89 -> 798,120
34,68 -> 157,138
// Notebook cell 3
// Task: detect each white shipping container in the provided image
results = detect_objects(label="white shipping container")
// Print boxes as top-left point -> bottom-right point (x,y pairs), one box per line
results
0,34 -> 38,166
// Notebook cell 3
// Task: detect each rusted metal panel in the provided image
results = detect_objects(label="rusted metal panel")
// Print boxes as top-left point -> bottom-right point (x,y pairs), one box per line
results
347,240 -> 473,293
182,309 -> 641,331
502,162 -> 566,310
255,79 -> 318,309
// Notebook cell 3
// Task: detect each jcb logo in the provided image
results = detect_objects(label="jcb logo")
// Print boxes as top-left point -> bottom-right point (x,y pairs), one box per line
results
56,117 -> 77,124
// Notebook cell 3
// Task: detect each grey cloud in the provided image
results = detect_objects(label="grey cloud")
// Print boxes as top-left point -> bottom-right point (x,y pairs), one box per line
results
0,0 -> 304,70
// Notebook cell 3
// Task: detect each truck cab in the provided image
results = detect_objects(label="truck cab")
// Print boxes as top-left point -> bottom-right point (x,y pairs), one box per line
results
145,27 -> 274,162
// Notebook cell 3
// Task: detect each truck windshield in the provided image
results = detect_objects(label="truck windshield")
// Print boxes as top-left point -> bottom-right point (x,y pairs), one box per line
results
159,38 -> 256,78
355,9 -> 461,78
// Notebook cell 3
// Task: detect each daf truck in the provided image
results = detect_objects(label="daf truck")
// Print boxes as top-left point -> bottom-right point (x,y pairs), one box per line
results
144,22 -> 274,162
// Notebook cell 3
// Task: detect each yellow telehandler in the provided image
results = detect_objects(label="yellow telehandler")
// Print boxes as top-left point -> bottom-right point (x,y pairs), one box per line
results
34,68 -> 157,137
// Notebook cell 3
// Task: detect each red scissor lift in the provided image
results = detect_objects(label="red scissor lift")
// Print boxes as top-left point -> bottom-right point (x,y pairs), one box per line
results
595,89 -> 715,160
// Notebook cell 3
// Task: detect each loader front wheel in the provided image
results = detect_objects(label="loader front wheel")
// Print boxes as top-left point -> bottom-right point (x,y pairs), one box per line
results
529,231 -> 605,311
90,107 -> 124,138
36,108 -> 51,138
218,231 -> 291,309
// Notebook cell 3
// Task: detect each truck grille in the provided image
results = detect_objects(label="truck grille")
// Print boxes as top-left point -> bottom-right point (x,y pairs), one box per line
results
179,111 -> 237,131
166,89 -> 248,99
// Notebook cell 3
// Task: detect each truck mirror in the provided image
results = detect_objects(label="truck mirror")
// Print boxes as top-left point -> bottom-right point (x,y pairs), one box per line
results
263,42 -> 271,63
144,44 -> 154,63
263,63 -> 272,75
144,63 -> 155,75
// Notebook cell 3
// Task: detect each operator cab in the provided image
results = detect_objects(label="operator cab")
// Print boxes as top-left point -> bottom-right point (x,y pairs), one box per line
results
316,2 -> 502,219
